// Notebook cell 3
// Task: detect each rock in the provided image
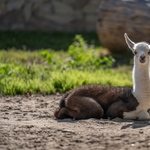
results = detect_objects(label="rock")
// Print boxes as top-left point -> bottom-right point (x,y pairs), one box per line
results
96,0 -> 150,53
85,23 -> 96,31
0,0 -> 101,31
72,0 -> 89,9
23,2 -> 32,21
0,2 -> 5,16
38,13 -> 73,25
0,0 -> 7,2
36,3 -> 53,22
73,10 -> 83,20
33,0 -> 44,9
83,0 -> 101,13
64,0 -> 76,5
11,23 -> 25,30
52,0 -> 73,14
0,24 -> 8,30
85,14 -> 98,23
2,10 -> 24,24
6,0 -> 25,12
37,3 -> 52,13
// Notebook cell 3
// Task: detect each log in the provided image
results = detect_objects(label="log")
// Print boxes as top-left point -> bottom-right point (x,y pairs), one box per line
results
96,0 -> 150,53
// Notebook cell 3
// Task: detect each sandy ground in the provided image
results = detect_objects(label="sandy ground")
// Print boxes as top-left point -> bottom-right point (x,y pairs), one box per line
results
0,94 -> 150,150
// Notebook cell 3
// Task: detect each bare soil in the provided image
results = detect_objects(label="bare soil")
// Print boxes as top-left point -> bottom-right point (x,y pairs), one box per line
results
0,94 -> 150,150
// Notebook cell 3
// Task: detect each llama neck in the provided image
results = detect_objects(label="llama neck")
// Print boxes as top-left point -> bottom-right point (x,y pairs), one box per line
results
132,60 -> 150,105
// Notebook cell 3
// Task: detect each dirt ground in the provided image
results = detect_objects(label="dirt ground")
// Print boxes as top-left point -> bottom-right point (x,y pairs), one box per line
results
0,94 -> 150,150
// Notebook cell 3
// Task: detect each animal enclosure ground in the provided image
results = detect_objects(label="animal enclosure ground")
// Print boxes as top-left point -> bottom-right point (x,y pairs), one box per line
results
0,95 -> 150,150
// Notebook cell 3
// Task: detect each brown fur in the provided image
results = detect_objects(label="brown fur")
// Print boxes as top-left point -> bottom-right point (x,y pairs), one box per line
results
54,85 -> 139,120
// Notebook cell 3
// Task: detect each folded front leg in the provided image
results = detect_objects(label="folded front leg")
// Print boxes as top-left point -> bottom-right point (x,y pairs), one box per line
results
136,111 -> 150,120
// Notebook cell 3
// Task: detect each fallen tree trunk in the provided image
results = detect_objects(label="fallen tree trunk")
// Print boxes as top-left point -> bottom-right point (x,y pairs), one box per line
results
96,0 -> 150,53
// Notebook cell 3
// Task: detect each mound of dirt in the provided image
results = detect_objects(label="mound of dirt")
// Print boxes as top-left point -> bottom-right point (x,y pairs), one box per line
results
0,94 -> 150,150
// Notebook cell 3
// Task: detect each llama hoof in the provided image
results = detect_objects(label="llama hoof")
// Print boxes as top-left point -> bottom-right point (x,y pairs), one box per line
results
54,108 -> 60,118
148,108 -> 150,115
137,111 -> 150,120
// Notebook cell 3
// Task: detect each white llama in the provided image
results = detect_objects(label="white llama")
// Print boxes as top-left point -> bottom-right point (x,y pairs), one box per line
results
124,33 -> 150,120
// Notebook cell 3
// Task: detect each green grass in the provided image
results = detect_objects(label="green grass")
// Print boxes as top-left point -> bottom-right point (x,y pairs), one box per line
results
0,68 -> 132,95
0,31 -> 133,95
0,49 -> 133,95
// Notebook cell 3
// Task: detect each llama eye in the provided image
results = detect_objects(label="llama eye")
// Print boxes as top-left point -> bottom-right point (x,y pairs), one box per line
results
148,51 -> 150,55
134,51 -> 137,55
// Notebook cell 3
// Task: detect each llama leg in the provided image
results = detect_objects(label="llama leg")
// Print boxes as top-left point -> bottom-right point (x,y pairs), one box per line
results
54,96 -> 104,119
65,96 -> 104,119
105,100 -> 127,119
54,107 -> 76,119
137,111 -> 150,120
54,108 -> 67,119
148,108 -> 150,115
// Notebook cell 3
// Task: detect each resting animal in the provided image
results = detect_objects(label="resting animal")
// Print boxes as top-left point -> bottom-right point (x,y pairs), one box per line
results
54,33 -> 150,120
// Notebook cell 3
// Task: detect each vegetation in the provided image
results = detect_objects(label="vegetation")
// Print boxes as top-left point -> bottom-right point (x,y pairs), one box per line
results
0,31 -> 133,95
0,30 -> 100,50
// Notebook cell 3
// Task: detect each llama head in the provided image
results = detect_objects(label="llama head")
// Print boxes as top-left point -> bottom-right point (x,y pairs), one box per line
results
124,33 -> 150,64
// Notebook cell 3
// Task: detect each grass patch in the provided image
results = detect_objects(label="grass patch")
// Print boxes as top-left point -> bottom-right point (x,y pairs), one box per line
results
0,31 -> 133,95
0,53 -> 132,95
0,68 -> 132,95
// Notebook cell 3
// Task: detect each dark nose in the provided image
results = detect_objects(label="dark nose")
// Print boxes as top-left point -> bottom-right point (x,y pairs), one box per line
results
140,55 -> 145,59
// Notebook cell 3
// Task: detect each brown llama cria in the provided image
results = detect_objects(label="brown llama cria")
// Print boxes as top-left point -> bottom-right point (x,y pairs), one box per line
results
54,85 -> 138,120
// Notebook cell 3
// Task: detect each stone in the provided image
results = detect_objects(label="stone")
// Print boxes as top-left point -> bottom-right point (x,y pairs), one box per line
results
52,0 -> 73,14
72,0 -> 89,9
69,20 -> 85,31
33,0 -> 49,9
37,3 -> 52,13
0,24 -> 9,30
2,11 -> 22,23
38,13 -> 73,25
6,0 -> 25,12
85,23 -> 96,31
11,23 -> 25,30
31,0 -> 43,3
96,0 -> 150,53
85,14 -> 98,23
23,2 -> 32,21
83,0 -> 102,13
73,10 -> 83,20
0,0 -> 7,2
0,0 -> 101,31
0,2 -> 5,16
64,0 -> 76,5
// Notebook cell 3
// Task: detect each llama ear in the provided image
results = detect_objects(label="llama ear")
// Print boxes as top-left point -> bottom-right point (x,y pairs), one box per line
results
124,33 -> 135,52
